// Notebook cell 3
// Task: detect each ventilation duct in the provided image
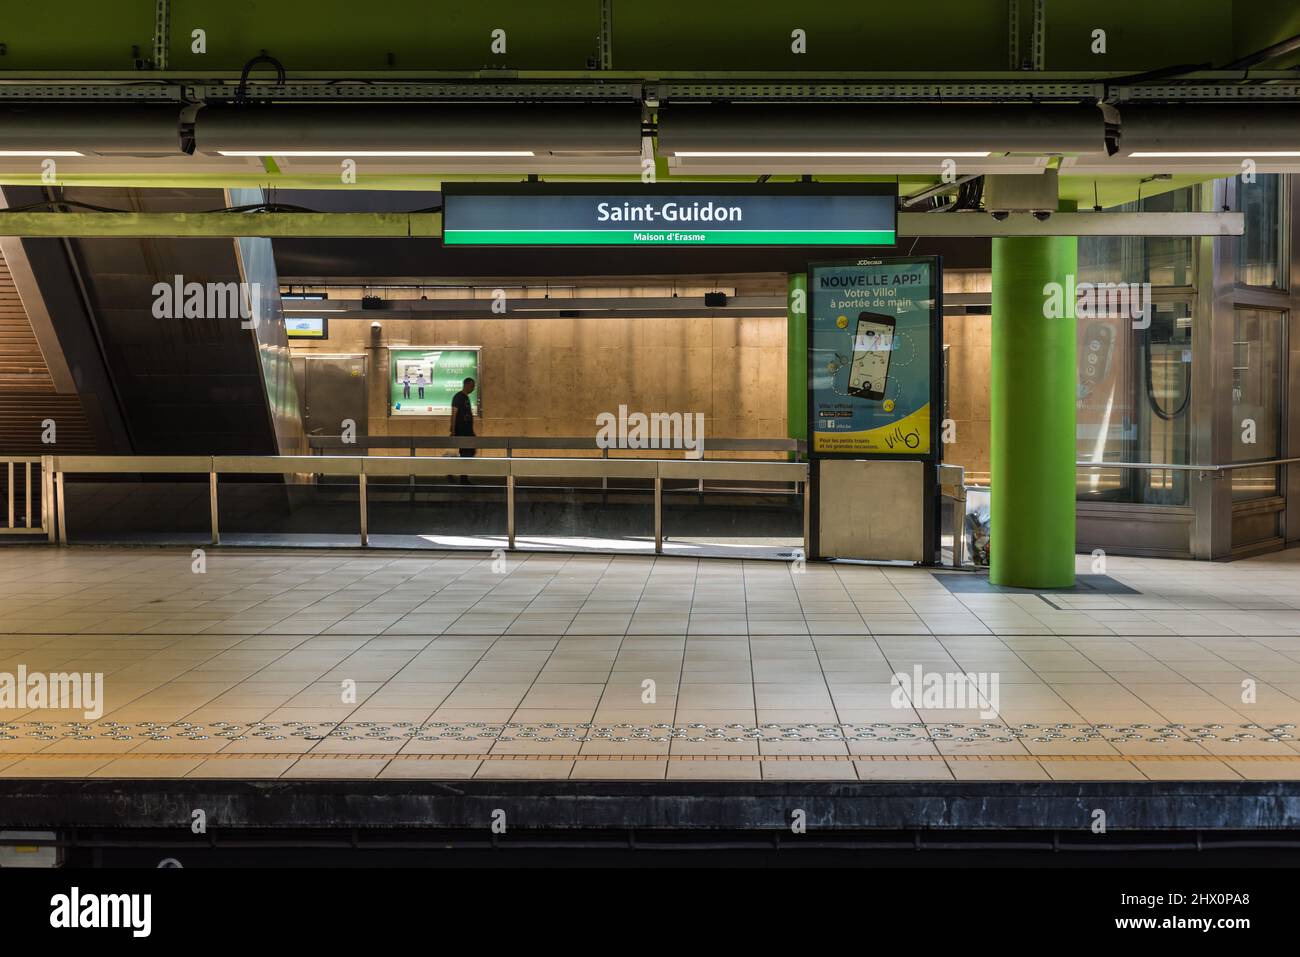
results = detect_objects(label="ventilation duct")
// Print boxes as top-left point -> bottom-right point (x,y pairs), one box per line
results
657,103 -> 1107,157
1117,104 -> 1300,157
195,103 -> 645,157
0,104 -> 185,156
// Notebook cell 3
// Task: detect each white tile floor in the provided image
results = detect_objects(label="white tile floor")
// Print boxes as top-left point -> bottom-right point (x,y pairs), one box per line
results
0,545 -> 1298,781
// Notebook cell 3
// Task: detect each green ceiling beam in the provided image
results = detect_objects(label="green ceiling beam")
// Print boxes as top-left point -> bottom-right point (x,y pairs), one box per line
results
0,170 -> 1215,209
0,173 -> 545,190
0,211 -> 443,237
0,0 -> 1294,75
1058,174 -> 1213,208
4,69 -> 1300,81
0,171 -> 898,190
0,206 -> 1237,238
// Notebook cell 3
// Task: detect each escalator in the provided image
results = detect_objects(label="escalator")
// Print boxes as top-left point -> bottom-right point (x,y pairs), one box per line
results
1,185 -> 304,456
1,185 -> 306,542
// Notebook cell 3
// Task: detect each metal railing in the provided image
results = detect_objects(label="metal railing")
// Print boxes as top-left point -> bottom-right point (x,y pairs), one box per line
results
0,456 -> 52,537
1075,457 -> 1300,473
48,454 -> 810,556
310,435 -> 807,496
308,435 -> 807,457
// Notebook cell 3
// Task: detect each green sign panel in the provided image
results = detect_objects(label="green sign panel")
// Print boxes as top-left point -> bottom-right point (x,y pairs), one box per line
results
390,347 -> 480,416
442,185 -> 897,247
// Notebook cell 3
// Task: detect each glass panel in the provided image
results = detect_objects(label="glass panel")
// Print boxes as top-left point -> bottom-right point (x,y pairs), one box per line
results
1076,302 -> 1193,505
1078,187 -> 1197,288
231,187 -> 307,454
1235,174 -> 1283,289
217,477 -> 361,542
62,478 -> 210,544
1231,307 -> 1284,501
365,474 -> 508,546
661,483 -> 803,552
513,476 -> 654,550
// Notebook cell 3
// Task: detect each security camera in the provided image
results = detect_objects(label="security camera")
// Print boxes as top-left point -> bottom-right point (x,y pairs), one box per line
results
370,321 -> 382,331
990,211 -> 1010,222
1033,211 -> 1052,222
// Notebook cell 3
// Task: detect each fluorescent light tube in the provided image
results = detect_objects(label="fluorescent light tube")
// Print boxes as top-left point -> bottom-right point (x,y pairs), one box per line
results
0,150 -> 84,157
217,150 -> 536,157
671,151 -> 991,158
1128,151 -> 1300,158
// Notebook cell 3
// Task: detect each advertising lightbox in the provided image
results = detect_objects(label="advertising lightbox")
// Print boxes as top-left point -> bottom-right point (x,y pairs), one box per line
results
808,257 -> 942,458
389,347 -> 481,416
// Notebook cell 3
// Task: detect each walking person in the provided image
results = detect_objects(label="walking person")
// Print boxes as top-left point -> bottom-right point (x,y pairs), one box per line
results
450,377 -> 477,485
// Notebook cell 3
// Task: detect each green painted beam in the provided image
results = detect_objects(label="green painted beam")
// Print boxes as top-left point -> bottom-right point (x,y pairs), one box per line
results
0,211 -> 442,237
0,172 -> 870,190
0,0 -> 1279,74
0,168 -> 1224,211
4,68 -> 1299,80
0,172 -> 524,190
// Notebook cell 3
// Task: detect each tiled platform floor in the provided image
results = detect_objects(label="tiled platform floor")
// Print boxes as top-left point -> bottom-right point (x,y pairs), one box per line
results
1,545 -> 1299,781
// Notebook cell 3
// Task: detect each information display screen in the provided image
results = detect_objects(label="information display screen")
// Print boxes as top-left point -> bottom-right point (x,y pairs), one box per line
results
286,316 -> 327,339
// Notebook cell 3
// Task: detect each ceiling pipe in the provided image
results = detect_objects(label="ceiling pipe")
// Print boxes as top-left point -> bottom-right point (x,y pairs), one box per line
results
0,104 -> 186,156
657,103 -> 1108,157
1116,104 -> 1300,157
194,103 -> 645,157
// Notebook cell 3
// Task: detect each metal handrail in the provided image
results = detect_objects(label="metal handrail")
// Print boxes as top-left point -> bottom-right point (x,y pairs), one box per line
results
1075,457 -> 1300,472
0,456 -> 49,537
52,454 -> 807,478
49,454 -> 810,556
307,434 -> 807,455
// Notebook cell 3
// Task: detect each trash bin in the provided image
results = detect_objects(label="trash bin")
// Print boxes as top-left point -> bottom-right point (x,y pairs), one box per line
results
963,486 -> 991,567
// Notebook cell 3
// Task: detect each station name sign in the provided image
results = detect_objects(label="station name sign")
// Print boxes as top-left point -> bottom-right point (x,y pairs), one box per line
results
442,184 -> 897,247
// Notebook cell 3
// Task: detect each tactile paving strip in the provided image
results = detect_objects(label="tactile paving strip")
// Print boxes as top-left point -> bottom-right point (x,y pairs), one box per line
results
0,719 -> 1296,744
1,719 -> 1296,751
8,752 -> 1300,763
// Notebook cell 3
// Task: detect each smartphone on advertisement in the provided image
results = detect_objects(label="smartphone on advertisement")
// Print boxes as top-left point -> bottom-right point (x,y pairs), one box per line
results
847,312 -> 895,400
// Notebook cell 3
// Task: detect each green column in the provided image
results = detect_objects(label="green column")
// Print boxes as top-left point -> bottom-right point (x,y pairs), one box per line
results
786,273 -> 808,442
990,234 -> 1077,588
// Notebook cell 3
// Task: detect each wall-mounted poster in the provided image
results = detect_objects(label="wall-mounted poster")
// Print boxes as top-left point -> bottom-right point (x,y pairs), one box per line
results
808,257 -> 941,458
389,347 -> 481,416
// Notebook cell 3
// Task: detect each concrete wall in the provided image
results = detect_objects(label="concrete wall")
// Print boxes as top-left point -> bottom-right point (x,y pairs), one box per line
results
291,315 -> 788,453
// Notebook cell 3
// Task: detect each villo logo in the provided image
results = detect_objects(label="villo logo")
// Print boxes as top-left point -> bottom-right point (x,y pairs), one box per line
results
49,887 -> 151,937
151,275 -> 261,329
